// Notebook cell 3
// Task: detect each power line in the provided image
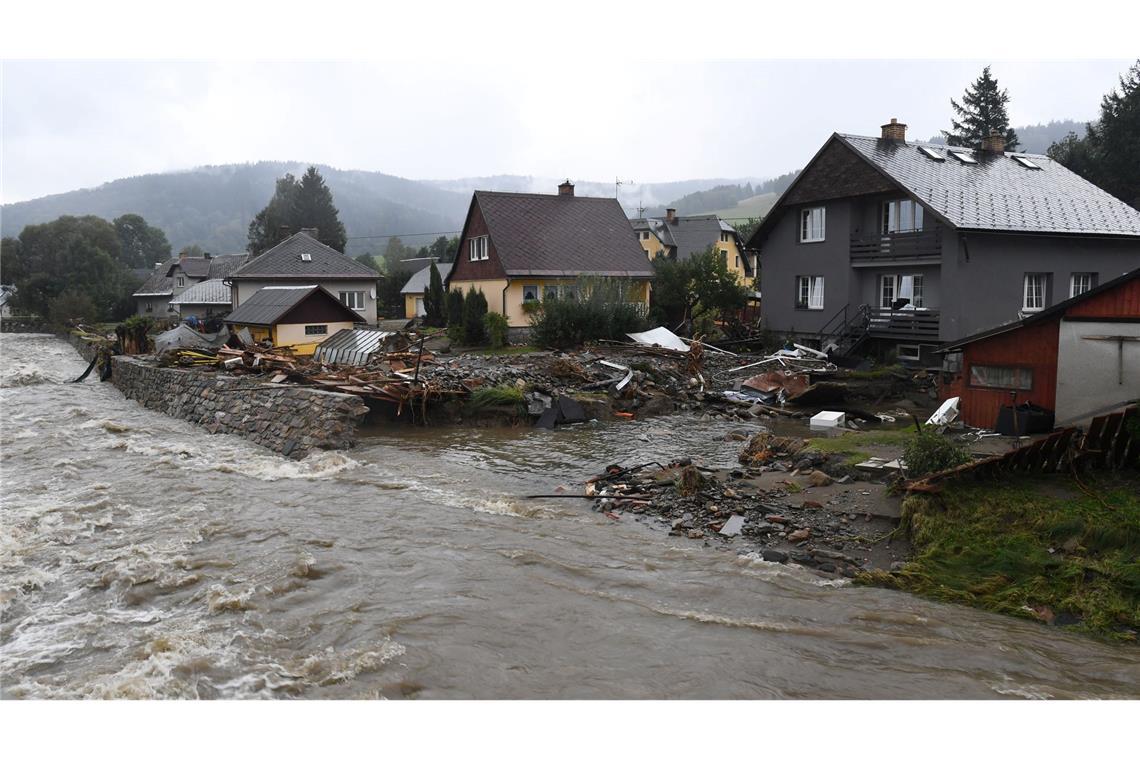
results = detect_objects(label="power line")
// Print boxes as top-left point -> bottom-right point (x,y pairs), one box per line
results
345,229 -> 461,241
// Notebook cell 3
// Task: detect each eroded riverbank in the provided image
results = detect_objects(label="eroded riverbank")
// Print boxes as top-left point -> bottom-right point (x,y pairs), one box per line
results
2,333 -> 1139,699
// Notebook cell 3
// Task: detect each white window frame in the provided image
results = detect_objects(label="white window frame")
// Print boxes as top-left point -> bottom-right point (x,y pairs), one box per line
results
880,274 -> 925,309
796,275 -> 824,310
176,276 -> 185,287
468,235 -> 489,261
522,284 -> 539,302
882,199 -> 924,234
897,344 -> 922,362
1070,272 -> 1094,298
338,290 -> 365,311
799,207 -> 826,243
1023,273 -> 1048,312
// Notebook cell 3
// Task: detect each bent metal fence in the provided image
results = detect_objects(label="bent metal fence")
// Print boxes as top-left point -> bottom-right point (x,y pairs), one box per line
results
906,404 -> 1138,492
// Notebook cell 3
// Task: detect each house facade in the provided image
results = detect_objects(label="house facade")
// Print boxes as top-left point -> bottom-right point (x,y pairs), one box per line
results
446,183 -> 653,328
224,285 -> 366,355
400,262 -> 453,319
632,211 -> 755,285
938,268 -> 1140,428
225,230 -> 381,325
132,252 -> 248,317
747,119 -> 1140,363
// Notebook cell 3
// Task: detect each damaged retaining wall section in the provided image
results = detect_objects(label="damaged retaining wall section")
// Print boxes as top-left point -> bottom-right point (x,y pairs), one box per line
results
110,356 -> 369,458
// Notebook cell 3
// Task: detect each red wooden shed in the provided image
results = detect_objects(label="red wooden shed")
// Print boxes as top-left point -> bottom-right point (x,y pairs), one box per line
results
939,268 -> 1140,429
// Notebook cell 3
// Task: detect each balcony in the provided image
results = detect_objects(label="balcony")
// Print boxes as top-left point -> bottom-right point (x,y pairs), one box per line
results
850,228 -> 942,264
866,308 -> 941,340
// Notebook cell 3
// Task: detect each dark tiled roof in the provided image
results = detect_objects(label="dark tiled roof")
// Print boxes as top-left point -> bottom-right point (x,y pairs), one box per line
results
166,253 -> 249,280
838,134 -> 1140,236
224,285 -> 365,326
476,191 -> 653,277
634,215 -> 749,274
132,260 -> 176,297
400,262 -> 453,295
229,232 -> 379,280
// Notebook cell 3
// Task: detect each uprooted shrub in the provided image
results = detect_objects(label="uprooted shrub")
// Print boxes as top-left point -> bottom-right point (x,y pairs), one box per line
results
902,427 -> 971,478
466,384 -> 526,416
528,276 -> 647,350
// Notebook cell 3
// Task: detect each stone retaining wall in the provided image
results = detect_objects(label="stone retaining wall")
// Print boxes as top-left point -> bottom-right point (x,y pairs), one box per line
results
110,356 -> 369,458
65,331 -> 102,363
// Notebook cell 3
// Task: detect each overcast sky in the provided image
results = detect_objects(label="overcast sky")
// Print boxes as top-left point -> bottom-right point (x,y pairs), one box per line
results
1,59 -> 1132,204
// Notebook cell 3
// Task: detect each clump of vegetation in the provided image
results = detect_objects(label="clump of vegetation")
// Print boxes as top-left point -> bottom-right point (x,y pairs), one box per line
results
528,276 -> 647,349
805,428 -> 917,466
901,427 -> 971,478
446,289 -> 464,327
648,247 -> 750,336
422,262 -> 446,327
860,474 -> 1140,641
483,311 -> 509,349
466,384 -> 525,414
462,287 -> 488,345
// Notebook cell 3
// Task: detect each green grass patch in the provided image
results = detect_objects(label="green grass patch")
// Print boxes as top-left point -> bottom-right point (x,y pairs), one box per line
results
858,473 -> 1140,642
467,345 -> 540,356
466,384 -> 526,414
807,428 -> 917,465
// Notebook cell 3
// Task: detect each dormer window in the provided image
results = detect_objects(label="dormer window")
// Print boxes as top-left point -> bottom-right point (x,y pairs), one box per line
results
799,207 -> 826,243
882,199 -> 924,234
468,235 -> 489,261
176,276 -> 185,287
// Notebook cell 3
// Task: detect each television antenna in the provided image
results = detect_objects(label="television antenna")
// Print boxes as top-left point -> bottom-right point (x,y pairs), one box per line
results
615,177 -> 634,199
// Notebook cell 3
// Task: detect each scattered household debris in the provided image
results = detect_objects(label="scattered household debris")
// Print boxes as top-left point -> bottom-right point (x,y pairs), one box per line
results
626,326 -> 689,353
926,396 -> 960,428
810,411 -> 846,429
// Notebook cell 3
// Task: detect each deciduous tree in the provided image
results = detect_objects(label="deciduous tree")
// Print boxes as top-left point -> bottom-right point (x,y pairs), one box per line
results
113,213 -> 172,269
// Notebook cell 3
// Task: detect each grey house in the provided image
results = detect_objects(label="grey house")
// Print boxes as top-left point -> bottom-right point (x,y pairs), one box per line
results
746,119 -> 1140,363
225,230 -> 381,325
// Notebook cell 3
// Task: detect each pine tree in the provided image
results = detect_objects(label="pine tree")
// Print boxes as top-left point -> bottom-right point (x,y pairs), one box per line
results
422,261 -> 446,326
294,166 -> 348,252
247,174 -> 300,256
246,166 -> 347,255
446,288 -> 465,327
1048,59 -> 1140,209
462,286 -> 488,345
942,66 -> 1020,151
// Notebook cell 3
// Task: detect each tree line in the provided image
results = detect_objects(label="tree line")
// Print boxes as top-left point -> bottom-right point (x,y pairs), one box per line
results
1,213 -> 172,323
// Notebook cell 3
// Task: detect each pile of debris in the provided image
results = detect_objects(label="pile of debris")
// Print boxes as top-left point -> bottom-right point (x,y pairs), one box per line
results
570,449 -> 904,576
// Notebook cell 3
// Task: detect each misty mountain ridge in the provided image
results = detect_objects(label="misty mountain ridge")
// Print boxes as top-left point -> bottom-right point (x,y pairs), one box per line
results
1,164 -> 774,258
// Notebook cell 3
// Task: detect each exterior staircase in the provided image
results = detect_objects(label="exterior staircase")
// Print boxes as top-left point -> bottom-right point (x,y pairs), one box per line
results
817,303 -> 871,356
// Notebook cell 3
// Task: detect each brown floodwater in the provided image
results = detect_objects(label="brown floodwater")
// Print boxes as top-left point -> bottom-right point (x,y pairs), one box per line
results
1,333 -> 1137,699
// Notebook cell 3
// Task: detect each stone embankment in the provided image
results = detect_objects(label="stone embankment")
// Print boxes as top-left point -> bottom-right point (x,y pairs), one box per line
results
110,356 -> 368,458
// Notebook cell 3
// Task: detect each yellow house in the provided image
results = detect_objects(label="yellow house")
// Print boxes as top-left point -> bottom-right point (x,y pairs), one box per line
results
632,210 -> 756,286
446,182 -> 654,328
224,285 -> 366,356
401,262 -> 453,319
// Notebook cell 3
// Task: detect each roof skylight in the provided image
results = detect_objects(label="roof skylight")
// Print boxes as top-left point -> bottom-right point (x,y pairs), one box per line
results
300,253 -> 312,262
918,146 -> 945,161
949,150 -> 978,164
1011,155 -> 1042,169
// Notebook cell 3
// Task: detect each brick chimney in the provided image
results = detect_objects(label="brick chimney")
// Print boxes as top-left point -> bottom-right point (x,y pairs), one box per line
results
982,130 -> 1006,154
665,208 -> 677,223
881,118 -> 907,142
558,180 -> 574,197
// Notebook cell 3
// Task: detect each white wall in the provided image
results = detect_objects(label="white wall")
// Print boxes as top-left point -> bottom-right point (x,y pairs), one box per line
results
1055,319 -> 1140,426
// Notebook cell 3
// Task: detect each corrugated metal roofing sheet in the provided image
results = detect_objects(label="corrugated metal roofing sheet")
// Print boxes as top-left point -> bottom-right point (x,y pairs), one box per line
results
312,328 -> 394,366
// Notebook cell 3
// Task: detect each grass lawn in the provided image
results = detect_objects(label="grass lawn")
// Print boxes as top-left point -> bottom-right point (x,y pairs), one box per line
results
860,473 -> 1140,642
807,428 -> 918,465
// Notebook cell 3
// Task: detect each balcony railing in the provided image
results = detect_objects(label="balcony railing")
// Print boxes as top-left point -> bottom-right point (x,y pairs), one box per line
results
866,308 -> 941,340
850,228 -> 942,263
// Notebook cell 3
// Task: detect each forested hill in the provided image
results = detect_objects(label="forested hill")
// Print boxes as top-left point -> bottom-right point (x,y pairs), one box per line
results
2,166 -> 777,257
927,119 -> 1089,154
0,162 -> 471,258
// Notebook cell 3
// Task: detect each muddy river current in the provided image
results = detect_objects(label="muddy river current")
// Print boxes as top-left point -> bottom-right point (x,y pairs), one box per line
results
2,333 -> 1138,699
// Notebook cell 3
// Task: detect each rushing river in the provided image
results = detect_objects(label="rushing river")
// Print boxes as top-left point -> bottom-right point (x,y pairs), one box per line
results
1,332 -> 1137,699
